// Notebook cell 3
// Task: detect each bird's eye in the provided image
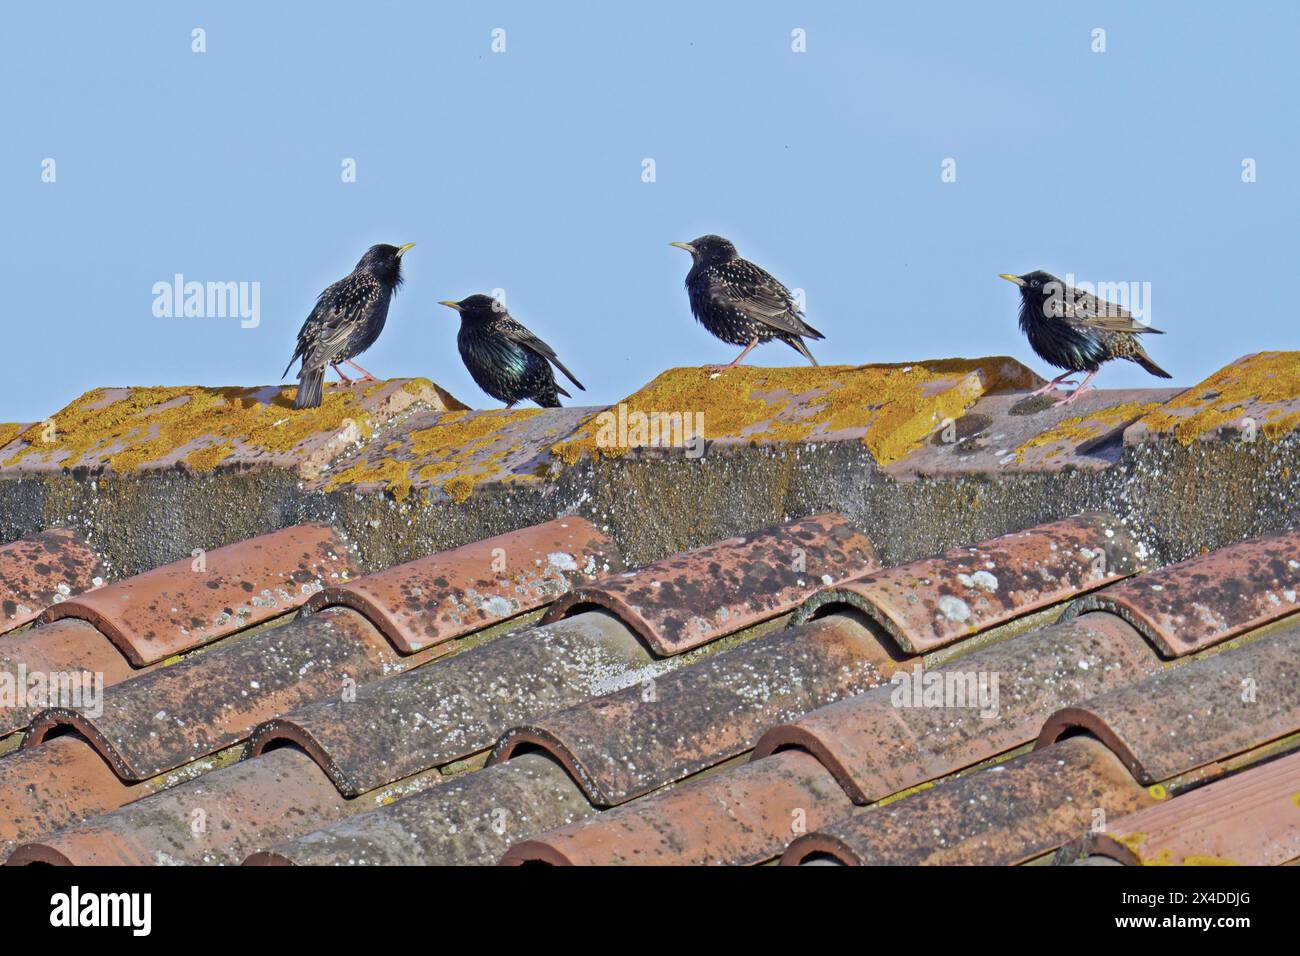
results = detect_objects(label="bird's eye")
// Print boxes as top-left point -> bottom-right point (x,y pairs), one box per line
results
1030,279 -> 1040,288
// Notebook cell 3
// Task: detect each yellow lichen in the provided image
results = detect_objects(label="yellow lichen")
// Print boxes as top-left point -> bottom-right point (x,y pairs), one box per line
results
0,382 -> 441,472
0,423 -> 24,451
551,358 -> 1039,466
182,441 -> 236,472
1132,351 -> 1300,444
1013,401 -> 1162,462
324,408 -> 547,503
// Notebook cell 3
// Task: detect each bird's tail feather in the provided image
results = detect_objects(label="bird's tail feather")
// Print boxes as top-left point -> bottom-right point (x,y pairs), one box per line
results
294,366 -> 325,409
1132,346 -> 1172,379
549,357 -> 585,392
785,335 -> 819,367
795,317 -> 826,341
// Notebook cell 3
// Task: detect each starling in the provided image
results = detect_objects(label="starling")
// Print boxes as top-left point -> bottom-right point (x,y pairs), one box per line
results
283,242 -> 415,410
439,295 -> 584,408
670,234 -> 824,368
1000,270 -> 1171,405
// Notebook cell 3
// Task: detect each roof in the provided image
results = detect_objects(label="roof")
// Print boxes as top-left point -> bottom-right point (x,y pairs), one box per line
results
0,350 -> 1298,866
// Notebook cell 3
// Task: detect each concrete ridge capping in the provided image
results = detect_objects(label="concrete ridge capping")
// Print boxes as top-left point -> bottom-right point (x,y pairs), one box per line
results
550,357 -> 1042,466
790,511 -> 1140,654
1124,351 -> 1300,445
1035,623 -> 1300,784
0,351 -> 1296,596
0,378 -> 463,480
539,513 -> 877,655
1059,525 -> 1300,657
0,528 -> 108,634
37,523 -> 357,666
300,516 -> 625,652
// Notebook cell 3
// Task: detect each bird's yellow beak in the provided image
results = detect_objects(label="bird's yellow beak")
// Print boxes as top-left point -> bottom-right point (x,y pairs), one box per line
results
998,273 -> 1025,287
670,241 -> 694,252
396,243 -> 416,257
438,300 -> 461,312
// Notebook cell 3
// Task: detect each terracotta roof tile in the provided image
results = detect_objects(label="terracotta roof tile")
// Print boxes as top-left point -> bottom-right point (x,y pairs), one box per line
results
489,613 -> 896,806
791,512 -> 1139,654
0,524 -> 356,737
245,754 -> 596,867
1077,747 -> 1300,866
6,748 -> 353,866
504,611 -> 1159,865
780,623 -> 1300,866
1036,623 -> 1300,785
501,749 -> 852,866
541,513 -> 876,655
244,611 -> 649,795
0,619 -> 135,735
753,611 -> 1161,805
23,606 -> 399,781
780,736 -> 1156,865
37,523 -> 356,666
1061,526 -> 1300,657
301,516 -> 623,653
0,529 -> 108,634
0,737 -> 137,859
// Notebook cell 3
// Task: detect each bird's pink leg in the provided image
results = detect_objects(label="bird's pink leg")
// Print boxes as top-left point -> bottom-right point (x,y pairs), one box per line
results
344,360 -> 376,383
331,364 -> 355,385
1055,370 -> 1098,406
707,338 -> 760,372
1029,371 -> 1079,397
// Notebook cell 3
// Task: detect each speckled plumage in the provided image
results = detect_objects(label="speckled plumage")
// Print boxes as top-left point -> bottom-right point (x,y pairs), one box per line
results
1007,270 -> 1171,379
443,295 -> 584,408
673,234 -> 824,366
284,244 -> 409,409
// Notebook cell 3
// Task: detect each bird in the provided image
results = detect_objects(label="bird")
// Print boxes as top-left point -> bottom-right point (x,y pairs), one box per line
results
999,270 -> 1171,405
670,234 -> 825,369
438,295 -> 584,408
282,242 -> 415,410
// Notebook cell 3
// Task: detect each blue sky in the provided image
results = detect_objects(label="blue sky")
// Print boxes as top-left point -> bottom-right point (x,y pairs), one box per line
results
4,1 -> 1297,422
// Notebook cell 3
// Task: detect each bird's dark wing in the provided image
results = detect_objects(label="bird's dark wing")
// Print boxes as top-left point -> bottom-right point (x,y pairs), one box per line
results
296,274 -> 382,369
1055,284 -> 1160,335
498,317 -> 585,391
709,260 -> 824,339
